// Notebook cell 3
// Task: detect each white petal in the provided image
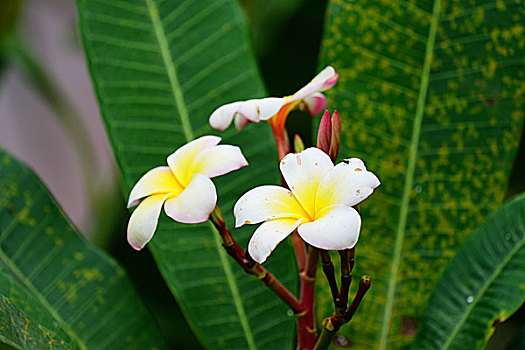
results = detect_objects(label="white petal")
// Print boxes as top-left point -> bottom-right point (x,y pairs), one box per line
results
167,135 -> 221,186
127,194 -> 169,251
234,185 -> 308,227
302,92 -> 327,115
298,206 -> 360,250
248,218 -> 304,263
289,66 -> 338,103
127,166 -> 183,208
209,102 -> 242,131
164,174 -> 217,224
234,114 -> 250,130
315,159 -> 380,212
191,145 -> 248,178
237,97 -> 285,122
279,148 -> 333,217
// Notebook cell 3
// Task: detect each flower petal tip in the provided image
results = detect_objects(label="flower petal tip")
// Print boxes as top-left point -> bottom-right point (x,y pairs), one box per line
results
129,240 -> 144,251
127,199 -> 139,209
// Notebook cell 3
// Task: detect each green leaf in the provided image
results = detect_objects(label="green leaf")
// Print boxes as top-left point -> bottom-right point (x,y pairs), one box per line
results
413,193 -> 525,349
0,273 -> 74,350
76,1 -> 297,349
318,0 -> 525,348
0,149 -> 165,350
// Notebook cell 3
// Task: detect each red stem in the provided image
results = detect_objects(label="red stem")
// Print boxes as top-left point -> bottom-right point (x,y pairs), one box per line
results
272,123 -> 291,160
297,248 -> 319,349
270,121 -> 318,348
209,207 -> 303,313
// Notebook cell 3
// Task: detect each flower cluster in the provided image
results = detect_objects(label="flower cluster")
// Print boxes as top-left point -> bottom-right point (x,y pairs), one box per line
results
126,66 -> 379,266
124,65 -> 380,350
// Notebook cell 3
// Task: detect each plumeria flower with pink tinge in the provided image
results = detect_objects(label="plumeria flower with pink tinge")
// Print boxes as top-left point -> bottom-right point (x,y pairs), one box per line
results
127,136 -> 248,250
209,66 -> 338,131
234,148 -> 380,263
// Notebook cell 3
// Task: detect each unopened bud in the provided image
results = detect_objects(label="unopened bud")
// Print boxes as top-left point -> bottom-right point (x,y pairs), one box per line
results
329,110 -> 341,163
294,134 -> 305,152
317,110 -> 332,153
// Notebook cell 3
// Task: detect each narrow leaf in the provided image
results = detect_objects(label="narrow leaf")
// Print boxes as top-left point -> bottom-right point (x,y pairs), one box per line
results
413,193 -> 525,349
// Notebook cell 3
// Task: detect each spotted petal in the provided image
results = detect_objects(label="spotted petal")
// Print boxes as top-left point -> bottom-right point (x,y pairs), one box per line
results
315,158 -> 380,213
280,148 -> 334,217
127,194 -> 169,251
167,135 -> 221,186
237,97 -> 286,122
298,206 -> 361,250
164,174 -> 217,224
234,185 -> 308,227
248,218 -> 305,263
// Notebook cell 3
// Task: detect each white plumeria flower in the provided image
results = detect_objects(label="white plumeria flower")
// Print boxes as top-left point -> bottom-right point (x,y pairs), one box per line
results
209,66 -> 338,131
127,135 -> 248,250
234,148 -> 380,263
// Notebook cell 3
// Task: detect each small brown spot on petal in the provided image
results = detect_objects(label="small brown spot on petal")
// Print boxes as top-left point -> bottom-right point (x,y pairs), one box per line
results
355,168 -> 362,171
356,190 -> 360,194
244,220 -> 251,225
297,156 -> 302,165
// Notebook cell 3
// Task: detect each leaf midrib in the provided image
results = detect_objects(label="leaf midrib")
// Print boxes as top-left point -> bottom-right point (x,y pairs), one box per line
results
144,1 -> 256,348
441,231 -> 525,349
145,0 -> 193,141
378,0 -> 442,348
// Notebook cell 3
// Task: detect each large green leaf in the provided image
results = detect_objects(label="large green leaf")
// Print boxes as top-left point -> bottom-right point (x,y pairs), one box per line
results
413,193 -> 525,349
76,1 -> 297,349
318,0 -> 524,348
0,149 -> 165,349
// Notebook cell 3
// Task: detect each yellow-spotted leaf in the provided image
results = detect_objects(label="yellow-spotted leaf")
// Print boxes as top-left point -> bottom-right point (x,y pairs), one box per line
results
318,0 -> 525,348
76,0 -> 297,349
0,150 -> 165,349
0,272 -> 75,350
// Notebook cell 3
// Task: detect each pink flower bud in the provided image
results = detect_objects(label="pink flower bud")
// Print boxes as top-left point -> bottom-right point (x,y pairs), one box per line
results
317,110 -> 332,153
329,110 -> 341,163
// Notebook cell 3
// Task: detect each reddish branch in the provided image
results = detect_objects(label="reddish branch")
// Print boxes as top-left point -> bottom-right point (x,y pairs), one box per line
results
297,248 -> 319,349
314,273 -> 371,350
209,207 -> 303,314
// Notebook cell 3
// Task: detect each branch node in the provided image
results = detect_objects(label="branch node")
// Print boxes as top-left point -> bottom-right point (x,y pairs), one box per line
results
322,318 -> 335,332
